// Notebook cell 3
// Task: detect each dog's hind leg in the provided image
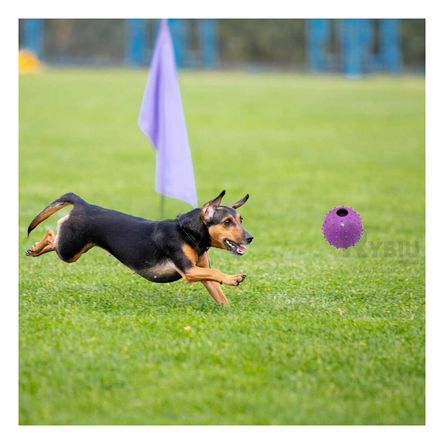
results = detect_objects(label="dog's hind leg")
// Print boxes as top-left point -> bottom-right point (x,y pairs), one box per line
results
26,229 -> 56,257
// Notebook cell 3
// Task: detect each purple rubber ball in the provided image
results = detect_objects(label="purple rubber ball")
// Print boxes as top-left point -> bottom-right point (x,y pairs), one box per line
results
322,206 -> 364,249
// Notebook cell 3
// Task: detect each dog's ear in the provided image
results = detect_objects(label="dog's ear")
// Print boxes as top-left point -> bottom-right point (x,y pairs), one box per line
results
201,190 -> 225,223
232,194 -> 249,209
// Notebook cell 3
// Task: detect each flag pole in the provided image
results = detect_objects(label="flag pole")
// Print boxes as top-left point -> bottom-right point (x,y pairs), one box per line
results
160,194 -> 165,219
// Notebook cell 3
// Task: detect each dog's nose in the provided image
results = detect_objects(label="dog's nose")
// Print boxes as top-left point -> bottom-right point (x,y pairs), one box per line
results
246,235 -> 254,244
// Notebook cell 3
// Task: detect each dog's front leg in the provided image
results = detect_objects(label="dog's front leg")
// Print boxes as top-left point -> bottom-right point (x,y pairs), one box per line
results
197,252 -> 230,305
173,244 -> 246,305
175,246 -> 246,287
181,266 -> 246,287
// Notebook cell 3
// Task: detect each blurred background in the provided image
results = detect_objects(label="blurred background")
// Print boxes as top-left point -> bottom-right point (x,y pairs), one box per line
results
19,19 -> 425,74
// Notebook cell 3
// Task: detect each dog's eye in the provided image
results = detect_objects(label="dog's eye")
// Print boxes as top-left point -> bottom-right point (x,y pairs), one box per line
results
224,219 -> 232,226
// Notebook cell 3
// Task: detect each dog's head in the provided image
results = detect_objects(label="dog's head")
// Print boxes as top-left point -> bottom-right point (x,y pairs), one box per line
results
201,190 -> 253,256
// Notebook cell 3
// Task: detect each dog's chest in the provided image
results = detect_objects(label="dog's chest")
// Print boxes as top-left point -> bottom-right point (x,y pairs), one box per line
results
135,259 -> 181,283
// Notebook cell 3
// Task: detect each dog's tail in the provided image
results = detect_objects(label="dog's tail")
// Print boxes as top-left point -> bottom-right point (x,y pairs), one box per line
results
27,192 -> 86,236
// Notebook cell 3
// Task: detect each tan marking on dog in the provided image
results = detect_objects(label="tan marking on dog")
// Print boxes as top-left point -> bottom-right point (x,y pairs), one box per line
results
149,260 -> 177,276
208,221 -> 245,249
197,252 -> 229,305
65,243 -> 95,263
28,201 -> 71,234
174,258 -> 245,288
56,214 -> 69,229
54,215 -> 69,250
181,243 -> 198,265
27,228 -> 56,256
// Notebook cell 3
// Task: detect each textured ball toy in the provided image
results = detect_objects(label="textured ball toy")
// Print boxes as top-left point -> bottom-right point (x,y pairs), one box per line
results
322,206 -> 363,249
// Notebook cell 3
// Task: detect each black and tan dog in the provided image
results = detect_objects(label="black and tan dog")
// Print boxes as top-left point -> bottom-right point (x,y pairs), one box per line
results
26,190 -> 253,304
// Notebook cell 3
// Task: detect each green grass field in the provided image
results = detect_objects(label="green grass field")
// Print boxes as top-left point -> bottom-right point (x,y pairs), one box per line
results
19,69 -> 425,425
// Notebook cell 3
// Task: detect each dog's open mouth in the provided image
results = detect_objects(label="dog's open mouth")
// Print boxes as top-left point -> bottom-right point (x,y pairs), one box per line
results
224,239 -> 246,256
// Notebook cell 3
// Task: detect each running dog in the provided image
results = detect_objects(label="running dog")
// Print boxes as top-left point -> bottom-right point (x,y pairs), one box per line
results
26,190 -> 253,305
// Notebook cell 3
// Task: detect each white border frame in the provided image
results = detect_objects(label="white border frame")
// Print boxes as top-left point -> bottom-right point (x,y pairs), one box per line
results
3,1 -> 442,442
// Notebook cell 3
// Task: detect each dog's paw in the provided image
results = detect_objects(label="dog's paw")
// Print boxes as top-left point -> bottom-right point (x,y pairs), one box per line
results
223,274 -> 247,286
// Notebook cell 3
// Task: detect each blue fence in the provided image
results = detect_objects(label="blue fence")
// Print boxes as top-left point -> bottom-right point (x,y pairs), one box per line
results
124,19 -> 217,68
20,19 -> 402,74
125,19 -> 146,66
306,19 -> 402,75
22,19 -> 44,57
